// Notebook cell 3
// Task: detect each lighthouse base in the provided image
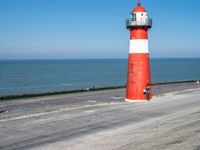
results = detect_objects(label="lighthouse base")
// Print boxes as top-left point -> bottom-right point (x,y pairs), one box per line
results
125,98 -> 151,103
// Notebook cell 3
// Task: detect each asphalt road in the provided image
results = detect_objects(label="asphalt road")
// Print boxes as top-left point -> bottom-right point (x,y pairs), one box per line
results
0,84 -> 200,150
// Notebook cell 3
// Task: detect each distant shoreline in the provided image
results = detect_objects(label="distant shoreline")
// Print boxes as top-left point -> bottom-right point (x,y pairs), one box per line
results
0,80 -> 199,101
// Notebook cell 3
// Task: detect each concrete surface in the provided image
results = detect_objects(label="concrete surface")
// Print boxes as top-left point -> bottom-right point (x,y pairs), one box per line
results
1,82 -> 199,120
0,83 -> 200,150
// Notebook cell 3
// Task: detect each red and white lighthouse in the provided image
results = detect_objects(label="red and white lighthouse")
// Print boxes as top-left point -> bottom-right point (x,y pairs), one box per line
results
125,2 -> 152,102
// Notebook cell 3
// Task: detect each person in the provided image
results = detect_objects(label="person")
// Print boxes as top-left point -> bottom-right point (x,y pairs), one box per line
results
144,85 -> 151,101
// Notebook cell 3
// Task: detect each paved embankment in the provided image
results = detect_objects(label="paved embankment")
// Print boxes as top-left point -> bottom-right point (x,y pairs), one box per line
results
0,82 -> 200,150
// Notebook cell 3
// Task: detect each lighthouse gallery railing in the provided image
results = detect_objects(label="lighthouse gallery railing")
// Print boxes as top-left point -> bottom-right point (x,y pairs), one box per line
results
126,18 -> 152,29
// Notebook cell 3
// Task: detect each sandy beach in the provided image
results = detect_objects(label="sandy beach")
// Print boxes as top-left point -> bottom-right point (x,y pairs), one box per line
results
0,82 -> 200,150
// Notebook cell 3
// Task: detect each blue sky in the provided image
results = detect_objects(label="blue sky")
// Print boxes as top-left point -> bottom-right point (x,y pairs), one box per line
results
0,0 -> 200,59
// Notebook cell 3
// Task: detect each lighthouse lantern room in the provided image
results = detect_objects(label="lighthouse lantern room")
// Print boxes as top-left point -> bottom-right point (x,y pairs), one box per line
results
126,2 -> 152,29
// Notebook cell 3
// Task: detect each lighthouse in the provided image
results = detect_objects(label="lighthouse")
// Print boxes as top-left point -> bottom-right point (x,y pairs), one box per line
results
125,2 -> 152,102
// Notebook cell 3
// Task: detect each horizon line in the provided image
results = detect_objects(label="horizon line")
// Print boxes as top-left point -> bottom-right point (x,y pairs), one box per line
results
0,57 -> 200,60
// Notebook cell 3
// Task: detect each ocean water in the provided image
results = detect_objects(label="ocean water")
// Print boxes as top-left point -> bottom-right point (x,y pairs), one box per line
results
0,58 -> 200,97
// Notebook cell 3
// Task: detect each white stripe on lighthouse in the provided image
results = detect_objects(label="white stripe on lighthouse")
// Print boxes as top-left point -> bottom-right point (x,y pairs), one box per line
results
129,39 -> 149,53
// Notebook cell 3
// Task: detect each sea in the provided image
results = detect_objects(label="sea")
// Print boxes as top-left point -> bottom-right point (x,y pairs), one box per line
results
0,58 -> 200,97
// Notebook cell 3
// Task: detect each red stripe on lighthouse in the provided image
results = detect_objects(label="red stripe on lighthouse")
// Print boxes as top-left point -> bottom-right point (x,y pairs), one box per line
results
130,28 -> 148,39
126,54 -> 152,101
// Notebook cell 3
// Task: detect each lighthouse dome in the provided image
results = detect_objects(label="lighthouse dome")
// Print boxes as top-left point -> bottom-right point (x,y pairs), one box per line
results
132,2 -> 146,12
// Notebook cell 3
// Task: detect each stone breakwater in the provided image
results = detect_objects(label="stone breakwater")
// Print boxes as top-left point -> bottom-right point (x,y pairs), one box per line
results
0,80 -> 200,101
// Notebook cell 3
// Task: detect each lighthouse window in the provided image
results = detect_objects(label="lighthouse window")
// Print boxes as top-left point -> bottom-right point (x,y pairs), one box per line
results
132,14 -> 134,21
